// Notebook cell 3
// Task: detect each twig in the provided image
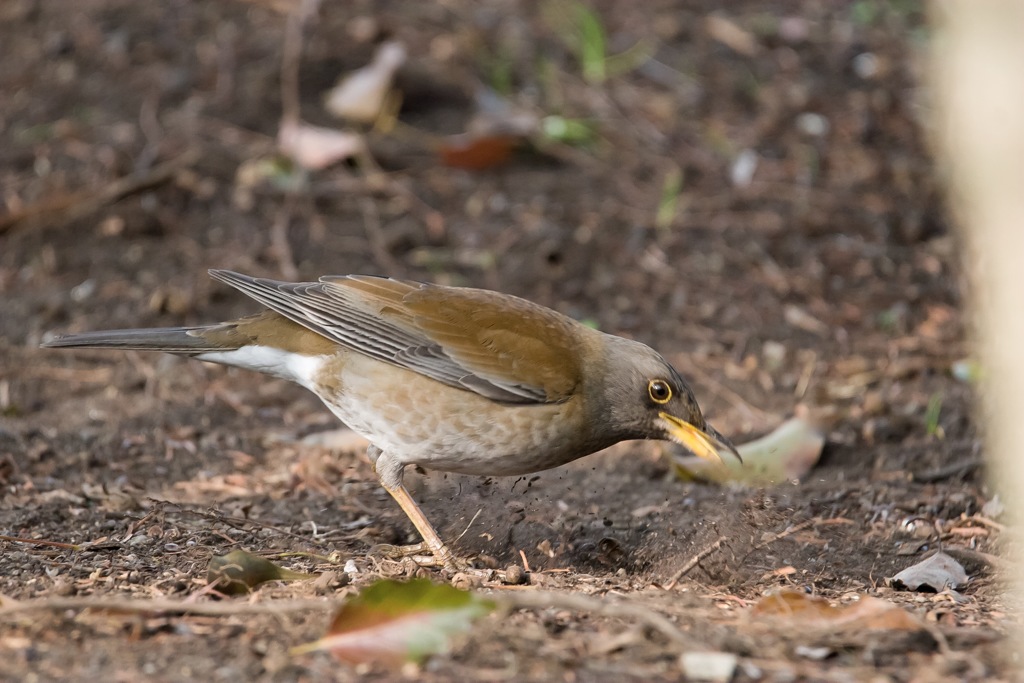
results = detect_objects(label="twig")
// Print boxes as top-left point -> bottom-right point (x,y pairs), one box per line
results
145,499 -> 333,546
0,596 -> 331,619
270,193 -> 299,280
360,197 -> 402,274
25,365 -> 114,384
279,0 -> 321,126
0,149 -> 200,234
518,549 -> 532,573
453,508 -> 483,544
663,538 -> 725,590
498,590 -> 688,646
912,458 -> 984,483
0,535 -> 82,551
965,514 -> 1006,532
739,519 -> 817,564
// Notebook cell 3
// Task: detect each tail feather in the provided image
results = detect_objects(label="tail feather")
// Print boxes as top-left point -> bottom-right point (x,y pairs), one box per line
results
40,326 -> 226,353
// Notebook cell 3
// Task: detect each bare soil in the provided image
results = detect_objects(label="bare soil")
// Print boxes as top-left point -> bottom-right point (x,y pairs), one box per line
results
0,1 -> 1013,681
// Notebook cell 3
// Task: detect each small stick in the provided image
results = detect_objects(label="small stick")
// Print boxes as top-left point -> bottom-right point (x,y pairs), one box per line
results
499,590 -> 688,646
0,149 -> 200,234
738,519 -> 817,566
663,538 -> 725,590
0,596 -> 331,618
0,535 -> 82,551
453,509 -> 483,544
518,549 -> 532,573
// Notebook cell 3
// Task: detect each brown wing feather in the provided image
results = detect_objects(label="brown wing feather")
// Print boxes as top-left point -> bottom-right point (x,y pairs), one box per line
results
211,271 -> 585,404
400,285 -> 583,400
330,276 -> 584,402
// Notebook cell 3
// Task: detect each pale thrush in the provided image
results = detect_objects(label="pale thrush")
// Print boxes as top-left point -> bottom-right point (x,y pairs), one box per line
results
43,270 -> 738,570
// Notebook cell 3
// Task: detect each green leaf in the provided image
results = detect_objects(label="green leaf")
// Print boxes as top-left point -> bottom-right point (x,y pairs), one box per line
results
604,38 -> 655,80
576,4 -> 607,84
207,549 -> 314,595
292,578 -> 494,666
541,116 -> 595,145
925,393 -> 944,438
656,165 -> 684,230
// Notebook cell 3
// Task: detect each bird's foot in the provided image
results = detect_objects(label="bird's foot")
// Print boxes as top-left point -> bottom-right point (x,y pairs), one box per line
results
370,541 -> 441,566
369,543 -> 500,581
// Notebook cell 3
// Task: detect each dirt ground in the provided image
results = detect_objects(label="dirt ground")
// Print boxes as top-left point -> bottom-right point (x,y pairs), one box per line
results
0,1 -> 1015,681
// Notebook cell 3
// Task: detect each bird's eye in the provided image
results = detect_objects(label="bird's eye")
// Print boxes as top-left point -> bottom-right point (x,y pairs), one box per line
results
648,379 -> 672,404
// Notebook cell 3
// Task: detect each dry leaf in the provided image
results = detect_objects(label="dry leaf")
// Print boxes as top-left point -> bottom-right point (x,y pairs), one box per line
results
750,590 -> 924,633
324,41 -> 406,123
277,120 -> 365,171
890,552 -> 969,592
705,14 -> 759,57
438,134 -> 520,170
292,578 -> 494,667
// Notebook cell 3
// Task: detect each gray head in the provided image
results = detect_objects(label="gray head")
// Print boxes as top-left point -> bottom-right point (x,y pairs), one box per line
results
586,335 -> 739,463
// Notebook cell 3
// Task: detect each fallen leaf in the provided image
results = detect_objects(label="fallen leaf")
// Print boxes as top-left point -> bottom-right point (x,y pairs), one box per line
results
540,115 -> 596,146
749,590 -> 924,633
438,134 -> 520,170
672,413 -> 824,484
890,552 -> 969,592
436,90 -> 541,170
277,120 -> 365,171
292,578 -> 494,666
207,550 -> 315,595
705,14 -> 759,56
324,41 -> 406,123
784,304 -> 829,335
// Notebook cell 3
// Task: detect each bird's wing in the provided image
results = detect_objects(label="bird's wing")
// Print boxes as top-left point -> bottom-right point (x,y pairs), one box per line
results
209,270 -> 584,404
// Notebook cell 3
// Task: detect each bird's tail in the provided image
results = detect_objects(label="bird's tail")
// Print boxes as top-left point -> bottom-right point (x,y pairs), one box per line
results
40,326 -> 229,354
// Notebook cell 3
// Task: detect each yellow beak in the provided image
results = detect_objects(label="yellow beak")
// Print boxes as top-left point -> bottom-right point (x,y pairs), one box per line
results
659,412 -> 742,464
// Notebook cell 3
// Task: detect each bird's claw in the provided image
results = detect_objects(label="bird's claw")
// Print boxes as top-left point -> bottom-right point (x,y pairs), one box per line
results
369,543 -> 497,580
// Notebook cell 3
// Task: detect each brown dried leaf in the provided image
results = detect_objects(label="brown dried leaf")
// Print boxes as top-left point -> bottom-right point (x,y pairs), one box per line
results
750,590 -> 925,633
705,14 -> 759,57
277,121 -> 365,171
324,41 -> 406,123
438,134 -> 521,170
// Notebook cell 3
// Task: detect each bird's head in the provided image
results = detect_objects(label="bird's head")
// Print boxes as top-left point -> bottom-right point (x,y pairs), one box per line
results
592,336 -> 741,464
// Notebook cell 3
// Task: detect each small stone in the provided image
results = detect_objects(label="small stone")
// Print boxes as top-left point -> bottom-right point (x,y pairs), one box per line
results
313,570 -> 347,594
852,52 -> 879,79
796,112 -> 829,137
503,565 -> 527,585
450,572 -> 481,590
679,651 -> 738,682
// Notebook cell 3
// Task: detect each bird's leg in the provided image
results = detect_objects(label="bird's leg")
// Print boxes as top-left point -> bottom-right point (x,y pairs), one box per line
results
381,482 -> 458,571
369,445 -> 460,572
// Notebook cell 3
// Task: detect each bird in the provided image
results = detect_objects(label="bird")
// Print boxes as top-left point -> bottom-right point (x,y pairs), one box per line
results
43,270 -> 740,572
